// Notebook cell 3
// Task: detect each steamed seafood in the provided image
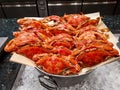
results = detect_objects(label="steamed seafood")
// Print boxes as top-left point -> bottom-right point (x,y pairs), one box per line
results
4,13 -> 119,75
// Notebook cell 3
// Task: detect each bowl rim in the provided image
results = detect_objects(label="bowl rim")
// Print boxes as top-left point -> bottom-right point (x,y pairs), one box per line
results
35,67 -> 92,78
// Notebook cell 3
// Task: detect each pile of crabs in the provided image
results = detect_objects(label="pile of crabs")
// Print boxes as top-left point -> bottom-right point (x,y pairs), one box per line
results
4,13 -> 119,75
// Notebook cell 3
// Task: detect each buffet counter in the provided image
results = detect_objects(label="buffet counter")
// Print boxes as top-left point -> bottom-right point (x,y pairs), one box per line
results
0,15 -> 120,90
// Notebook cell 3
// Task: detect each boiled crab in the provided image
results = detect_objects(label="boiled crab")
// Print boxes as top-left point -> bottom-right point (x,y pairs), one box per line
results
4,13 -> 119,75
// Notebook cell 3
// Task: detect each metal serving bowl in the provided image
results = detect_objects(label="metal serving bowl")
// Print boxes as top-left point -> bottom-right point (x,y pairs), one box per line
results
36,67 -> 92,90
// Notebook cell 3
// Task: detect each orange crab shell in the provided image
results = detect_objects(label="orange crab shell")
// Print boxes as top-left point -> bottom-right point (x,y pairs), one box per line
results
16,46 -> 48,59
63,14 -> 90,28
35,54 -> 81,75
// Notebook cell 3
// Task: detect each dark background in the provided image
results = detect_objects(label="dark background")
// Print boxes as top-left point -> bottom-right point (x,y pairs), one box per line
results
0,0 -> 120,17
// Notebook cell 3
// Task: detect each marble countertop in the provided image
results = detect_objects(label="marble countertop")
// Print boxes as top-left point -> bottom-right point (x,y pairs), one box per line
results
0,15 -> 120,90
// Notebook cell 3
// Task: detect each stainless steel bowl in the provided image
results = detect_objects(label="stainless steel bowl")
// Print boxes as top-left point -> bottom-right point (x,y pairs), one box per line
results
36,67 -> 91,89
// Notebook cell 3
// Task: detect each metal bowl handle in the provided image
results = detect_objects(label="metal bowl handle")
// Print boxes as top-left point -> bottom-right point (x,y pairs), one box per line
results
38,75 -> 58,90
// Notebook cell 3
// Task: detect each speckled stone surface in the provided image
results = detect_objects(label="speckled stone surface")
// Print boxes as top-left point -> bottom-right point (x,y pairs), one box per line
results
0,18 -> 21,90
0,18 -> 18,38
102,15 -> 120,33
